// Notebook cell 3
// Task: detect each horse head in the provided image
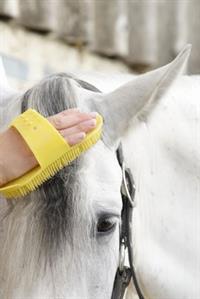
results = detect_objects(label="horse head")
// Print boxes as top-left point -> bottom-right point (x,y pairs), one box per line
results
0,45 -> 195,299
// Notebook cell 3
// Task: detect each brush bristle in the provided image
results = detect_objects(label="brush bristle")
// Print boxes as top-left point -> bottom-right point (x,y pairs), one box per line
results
6,128 -> 102,199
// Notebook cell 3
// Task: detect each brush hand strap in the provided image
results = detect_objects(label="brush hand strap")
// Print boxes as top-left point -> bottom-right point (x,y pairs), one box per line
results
0,109 -> 103,198
10,109 -> 69,167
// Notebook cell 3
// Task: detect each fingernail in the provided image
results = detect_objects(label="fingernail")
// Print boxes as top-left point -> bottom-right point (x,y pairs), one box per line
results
89,112 -> 98,118
84,119 -> 97,127
76,132 -> 86,141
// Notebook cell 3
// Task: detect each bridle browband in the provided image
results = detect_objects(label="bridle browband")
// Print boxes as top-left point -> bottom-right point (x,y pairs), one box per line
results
111,144 -> 145,299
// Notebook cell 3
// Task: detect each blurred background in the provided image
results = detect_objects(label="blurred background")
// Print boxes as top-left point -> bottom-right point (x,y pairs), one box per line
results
0,0 -> 199,90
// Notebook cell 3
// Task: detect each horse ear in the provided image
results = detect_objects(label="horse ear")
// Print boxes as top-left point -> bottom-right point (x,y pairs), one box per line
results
90,45 -> 191,148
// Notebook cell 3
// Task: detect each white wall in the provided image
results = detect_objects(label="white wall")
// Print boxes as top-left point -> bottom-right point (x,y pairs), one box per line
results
0,21 -> 130,91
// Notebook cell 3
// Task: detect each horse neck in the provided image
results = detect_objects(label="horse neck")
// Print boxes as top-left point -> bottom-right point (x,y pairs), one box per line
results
122,76 -> 200,299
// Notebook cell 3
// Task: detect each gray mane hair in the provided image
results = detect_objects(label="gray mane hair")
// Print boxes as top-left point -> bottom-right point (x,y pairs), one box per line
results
21,73 -> 101,255
0,74 -> 102,292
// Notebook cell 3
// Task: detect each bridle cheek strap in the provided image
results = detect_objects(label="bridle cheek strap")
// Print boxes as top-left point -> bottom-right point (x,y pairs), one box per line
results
111,144 -> 145,299
111,267 -> 132,299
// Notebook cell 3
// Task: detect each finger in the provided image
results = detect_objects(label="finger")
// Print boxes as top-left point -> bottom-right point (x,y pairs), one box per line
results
60,118 -> 97,138
66,132 -> 86,146
48,111 -> 97,130
59,108 -> 79,116
48,109 -> 79,126
49,108 -> 80,119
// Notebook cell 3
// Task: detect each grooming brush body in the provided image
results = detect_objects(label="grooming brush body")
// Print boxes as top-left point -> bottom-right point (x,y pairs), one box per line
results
0,109 -> 103,198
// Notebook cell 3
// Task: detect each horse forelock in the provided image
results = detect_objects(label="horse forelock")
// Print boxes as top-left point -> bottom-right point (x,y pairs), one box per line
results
18,73 -> 101,261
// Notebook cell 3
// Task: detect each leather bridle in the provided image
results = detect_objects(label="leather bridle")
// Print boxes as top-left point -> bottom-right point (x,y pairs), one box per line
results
111,144 -> 145,299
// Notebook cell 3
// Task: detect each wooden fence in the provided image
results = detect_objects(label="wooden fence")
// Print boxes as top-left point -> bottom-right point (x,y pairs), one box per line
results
0,0 -> 200,73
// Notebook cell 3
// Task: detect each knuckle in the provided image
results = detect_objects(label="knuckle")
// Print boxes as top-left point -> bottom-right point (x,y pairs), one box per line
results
77,123 -> 84,130
59,130 -> 65,137
54,116 -> 63,128
60,111 -> 67,117
77,113 -> 88,121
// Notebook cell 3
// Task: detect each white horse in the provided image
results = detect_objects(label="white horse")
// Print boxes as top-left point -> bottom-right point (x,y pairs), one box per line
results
0,45 -> 199,299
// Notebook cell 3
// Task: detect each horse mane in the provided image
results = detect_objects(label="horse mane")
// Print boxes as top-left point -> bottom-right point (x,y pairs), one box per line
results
0,73 -> 101,296
23,73 -> 101,254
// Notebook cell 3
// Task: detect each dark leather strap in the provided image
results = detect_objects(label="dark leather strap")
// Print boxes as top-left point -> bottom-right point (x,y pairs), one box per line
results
111,144 -> 145,299
111,267 -> 132,299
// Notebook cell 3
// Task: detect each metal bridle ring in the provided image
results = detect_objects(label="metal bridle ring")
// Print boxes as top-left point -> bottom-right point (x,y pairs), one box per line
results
119,240 -> 126,272
121,162 -> 136,207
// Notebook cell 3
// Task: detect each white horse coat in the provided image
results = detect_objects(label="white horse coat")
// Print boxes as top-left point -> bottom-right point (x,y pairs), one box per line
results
0,45 -> 199,299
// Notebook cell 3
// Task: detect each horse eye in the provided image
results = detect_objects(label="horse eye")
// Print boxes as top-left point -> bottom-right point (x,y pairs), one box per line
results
97,217 -> 116,234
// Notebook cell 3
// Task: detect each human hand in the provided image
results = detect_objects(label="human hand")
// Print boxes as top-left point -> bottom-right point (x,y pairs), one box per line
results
48,108 -> 97,145
0,109 -> 97,186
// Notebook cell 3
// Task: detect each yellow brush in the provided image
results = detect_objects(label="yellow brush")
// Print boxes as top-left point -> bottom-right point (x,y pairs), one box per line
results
0,109 -> 103,199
